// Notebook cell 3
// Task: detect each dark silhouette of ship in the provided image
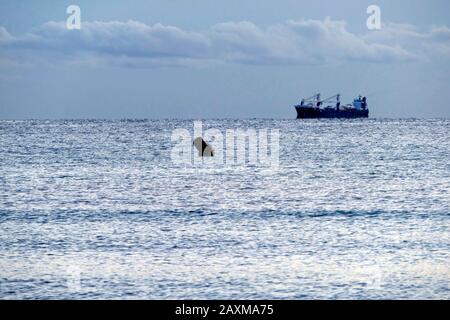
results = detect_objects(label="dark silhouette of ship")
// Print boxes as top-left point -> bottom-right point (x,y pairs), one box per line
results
295,94 -> 369,119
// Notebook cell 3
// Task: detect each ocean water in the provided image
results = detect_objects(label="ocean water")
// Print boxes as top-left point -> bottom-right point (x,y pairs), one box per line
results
0,119 -> 449,299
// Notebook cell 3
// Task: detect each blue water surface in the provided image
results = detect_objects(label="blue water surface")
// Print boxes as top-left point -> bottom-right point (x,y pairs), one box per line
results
0,119 -> 449,299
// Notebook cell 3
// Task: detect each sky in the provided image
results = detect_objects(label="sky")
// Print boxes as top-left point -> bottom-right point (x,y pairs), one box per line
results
0,0 -> 450,119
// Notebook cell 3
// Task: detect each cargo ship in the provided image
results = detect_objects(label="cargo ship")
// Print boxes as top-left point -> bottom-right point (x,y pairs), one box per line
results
295,94 -> 369,119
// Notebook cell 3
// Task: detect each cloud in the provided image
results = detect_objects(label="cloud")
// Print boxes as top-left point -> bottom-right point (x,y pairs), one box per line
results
363,22 -> 450,60
0,21 -> 213,68
0,26 -> 13,41
0,18 -> 449,69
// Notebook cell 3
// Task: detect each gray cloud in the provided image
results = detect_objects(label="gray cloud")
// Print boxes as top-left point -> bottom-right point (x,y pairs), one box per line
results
0,18 -> 449,68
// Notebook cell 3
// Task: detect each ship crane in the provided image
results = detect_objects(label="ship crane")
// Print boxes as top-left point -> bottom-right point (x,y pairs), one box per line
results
319,94 -> 341,109
300,93 -> 321,107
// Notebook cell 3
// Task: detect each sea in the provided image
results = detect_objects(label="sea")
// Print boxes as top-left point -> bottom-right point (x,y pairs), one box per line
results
0,119 -> 449,299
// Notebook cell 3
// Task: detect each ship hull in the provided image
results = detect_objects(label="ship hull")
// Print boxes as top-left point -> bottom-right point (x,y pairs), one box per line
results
295,106 -> 369,119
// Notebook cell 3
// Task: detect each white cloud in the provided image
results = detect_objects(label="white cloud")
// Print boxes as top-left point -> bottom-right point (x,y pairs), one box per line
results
0,18 -> 449,69
0,26 -> 13,42
363,22 -> 450,60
